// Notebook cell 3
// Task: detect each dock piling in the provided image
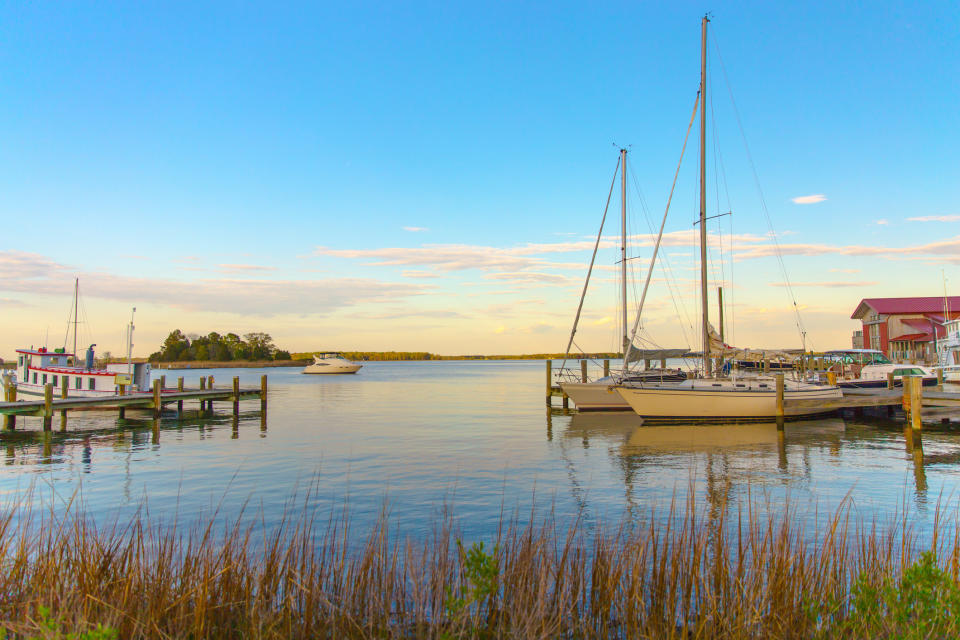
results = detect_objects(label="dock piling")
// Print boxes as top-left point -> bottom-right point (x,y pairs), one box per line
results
938,368 -> 945,390
827,371 -> 837,386
232,376 -> 240,417
199,376 -> 207,411
260,375 -> 267,414
887,372 -> 895,390
152,379 -> 161,419
160,375 -> 166,390
603,360 -> 610,377
59,384 -> 68,432
42,384 -> 53,431
545,360 -> 552,406
177,377 -> 184,417
909,376 -> 923,431
775,373 -> 785,430
580,360 -> 587,383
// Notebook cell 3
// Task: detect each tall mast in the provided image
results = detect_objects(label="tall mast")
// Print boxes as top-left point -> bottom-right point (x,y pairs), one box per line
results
72,277 -> 79,360
620,148 -> 629,355
698,15 -> 711,376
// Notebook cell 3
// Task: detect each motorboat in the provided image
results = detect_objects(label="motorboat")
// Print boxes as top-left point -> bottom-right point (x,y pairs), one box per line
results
302,353 -> 363,374
822,349 -> 937,388
936,316 -> 960,382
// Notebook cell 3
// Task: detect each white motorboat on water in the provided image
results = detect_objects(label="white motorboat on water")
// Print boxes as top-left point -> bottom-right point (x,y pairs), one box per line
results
936,315 -> 960,382
302,353 -> 363,374
607,16 -> 841,419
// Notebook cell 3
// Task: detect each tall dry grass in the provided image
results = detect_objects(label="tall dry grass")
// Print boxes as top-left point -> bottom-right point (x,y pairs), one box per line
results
0,489 -> 957,639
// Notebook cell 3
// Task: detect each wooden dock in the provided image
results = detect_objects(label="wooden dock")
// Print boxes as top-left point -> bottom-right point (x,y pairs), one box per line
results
1,374 -> 267,432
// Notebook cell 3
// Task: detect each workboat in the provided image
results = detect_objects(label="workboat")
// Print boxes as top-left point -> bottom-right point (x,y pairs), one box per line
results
611,16 -> 841,419
302,353 -> 363,374
11,282 -> 150,398
13,345 -> 151,398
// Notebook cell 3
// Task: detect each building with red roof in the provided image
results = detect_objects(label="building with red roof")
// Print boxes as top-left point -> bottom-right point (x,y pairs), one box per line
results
851,297 -> 960,362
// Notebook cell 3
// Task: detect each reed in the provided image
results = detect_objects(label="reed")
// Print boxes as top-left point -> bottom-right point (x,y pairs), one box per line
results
0,489 -> 958,639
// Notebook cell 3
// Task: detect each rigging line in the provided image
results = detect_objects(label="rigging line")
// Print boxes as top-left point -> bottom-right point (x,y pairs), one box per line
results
622,90 -> 701,375
713,31 -> 808,347
562,155 -> 622,369
61,293 -> 76,353
708,74 -> 727,295
626,156 -> 694,348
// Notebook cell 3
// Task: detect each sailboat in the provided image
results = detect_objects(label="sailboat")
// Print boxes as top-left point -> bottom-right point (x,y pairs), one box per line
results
558,148 -> 689,410
613,16 -> 841,420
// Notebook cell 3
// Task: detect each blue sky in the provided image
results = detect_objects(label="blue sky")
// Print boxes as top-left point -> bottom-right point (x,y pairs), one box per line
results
1,1 -> 958,357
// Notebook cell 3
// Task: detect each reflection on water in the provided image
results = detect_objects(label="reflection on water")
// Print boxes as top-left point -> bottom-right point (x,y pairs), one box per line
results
0,362 -> 957,541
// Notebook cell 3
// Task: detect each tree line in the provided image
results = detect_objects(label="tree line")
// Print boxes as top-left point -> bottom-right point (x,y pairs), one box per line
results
292,351 -> 621,361
150,330 -> 291,362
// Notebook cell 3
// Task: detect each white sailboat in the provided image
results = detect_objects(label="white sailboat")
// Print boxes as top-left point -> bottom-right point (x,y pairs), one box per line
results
614,16 -> 841,420
558,149 -> 689,410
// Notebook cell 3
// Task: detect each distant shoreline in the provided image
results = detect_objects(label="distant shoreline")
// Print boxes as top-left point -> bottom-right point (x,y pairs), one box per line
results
150,353 -> 621,369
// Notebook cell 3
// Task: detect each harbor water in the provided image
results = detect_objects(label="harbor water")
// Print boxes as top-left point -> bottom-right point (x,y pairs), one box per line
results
1,360 -> 959,542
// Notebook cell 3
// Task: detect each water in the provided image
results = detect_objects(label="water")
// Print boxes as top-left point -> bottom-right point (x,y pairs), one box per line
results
1,361 -> 959,541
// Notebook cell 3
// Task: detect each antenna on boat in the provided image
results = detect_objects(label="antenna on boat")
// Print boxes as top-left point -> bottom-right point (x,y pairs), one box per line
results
72,277 -> 79,361
127,307 -> 136,376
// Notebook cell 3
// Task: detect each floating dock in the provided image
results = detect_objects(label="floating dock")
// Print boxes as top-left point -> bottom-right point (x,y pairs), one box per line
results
1,374 -> 267,432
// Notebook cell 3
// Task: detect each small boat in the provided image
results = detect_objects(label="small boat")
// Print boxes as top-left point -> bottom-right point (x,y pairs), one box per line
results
936,315 -> 960,382
302,353 -> 363,374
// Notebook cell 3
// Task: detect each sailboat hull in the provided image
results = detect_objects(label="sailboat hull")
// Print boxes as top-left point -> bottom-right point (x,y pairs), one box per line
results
615,380 -> 841,419
560,381 -> 631,411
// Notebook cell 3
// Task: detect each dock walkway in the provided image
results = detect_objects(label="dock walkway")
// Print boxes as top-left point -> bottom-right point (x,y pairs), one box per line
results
1,374 -> 267,431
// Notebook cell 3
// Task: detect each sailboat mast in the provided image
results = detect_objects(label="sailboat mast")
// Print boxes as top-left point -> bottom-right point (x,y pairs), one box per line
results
620,148 -> 628,355
72,277 -> 79,361
698,15 -> 711,376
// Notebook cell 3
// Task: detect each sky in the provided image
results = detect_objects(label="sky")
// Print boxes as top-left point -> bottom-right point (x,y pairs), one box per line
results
0,1 -> 958,359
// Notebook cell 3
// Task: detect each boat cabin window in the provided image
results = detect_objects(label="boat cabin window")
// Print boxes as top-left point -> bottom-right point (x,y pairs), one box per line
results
63,377 -> 69,390
88,378 -> 95,391
53,375 -> 58,387
18,356 -> 23,366
32,372 -> 37,384
893,368 -> 925,377
42,374 -> 47,385
75,377 -> 82,389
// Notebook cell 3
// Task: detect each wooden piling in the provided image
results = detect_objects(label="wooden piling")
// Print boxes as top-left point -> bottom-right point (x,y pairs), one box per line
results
42,384 -> 53,431
152,379 -> 162,419
887,372 -> 895,390
59,384 -> 68,432
660,358 -> 667,369
603,360 -> 610,377
902,375 -> 912,414
3,382 -> 15,430
199,376 -> 207,411
260,375 -> 267,413
909,376 -> 923,431
160,375 -> 166,390
938,368 -> 945,390
177,377 -> 184,416
232,376 -> 240,416
580,360 -> 588,383
545,361 -> 552,406
644,359 -> 651,371
775,373 -> 785,430
826,371 -> 837,386
763,359 -> 769,375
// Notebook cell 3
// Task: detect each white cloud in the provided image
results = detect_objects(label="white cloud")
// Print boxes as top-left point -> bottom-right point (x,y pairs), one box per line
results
907,215 -> 960,222
829,268 -> 860,274
217,264 -> 278,273
769,281 -> 879,288
401,270 -> 441,279
874,219 -> 889,226
791,194 -> 827,205
0,250 -> 429,316
403,226 -> 429,232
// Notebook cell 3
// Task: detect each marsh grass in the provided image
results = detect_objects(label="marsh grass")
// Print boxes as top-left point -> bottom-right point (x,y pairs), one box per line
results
0,489 -> 958,639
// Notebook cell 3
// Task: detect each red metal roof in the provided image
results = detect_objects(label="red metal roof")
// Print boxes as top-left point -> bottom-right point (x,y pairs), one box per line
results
889,332 -> 929,342
851,297 -> 960,319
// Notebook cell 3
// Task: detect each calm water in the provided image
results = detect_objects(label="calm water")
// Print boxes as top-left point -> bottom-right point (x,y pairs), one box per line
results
2,361 -> 960,540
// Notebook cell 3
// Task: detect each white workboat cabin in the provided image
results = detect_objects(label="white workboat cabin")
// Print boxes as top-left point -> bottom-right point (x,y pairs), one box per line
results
14,346 -> 151,398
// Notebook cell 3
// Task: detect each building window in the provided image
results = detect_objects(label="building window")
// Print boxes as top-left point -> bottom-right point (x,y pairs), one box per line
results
88,378 -> 95,391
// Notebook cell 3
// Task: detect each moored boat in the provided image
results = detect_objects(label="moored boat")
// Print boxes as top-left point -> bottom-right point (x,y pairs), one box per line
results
302,353 -> 363,374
